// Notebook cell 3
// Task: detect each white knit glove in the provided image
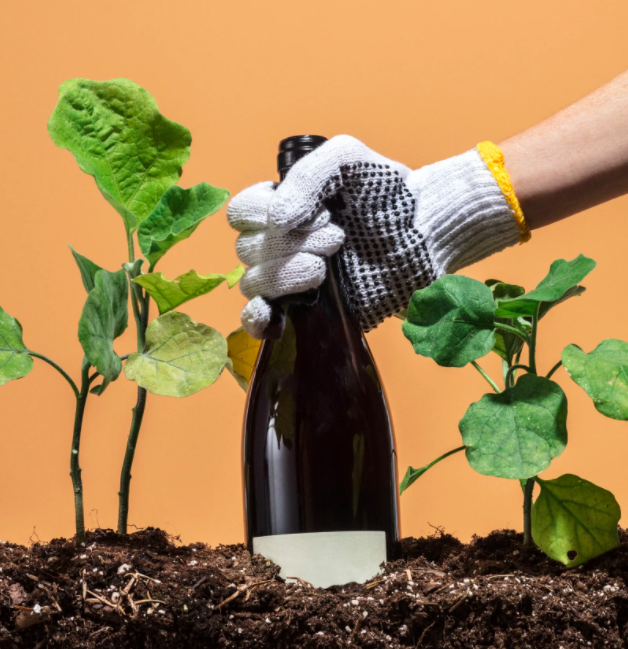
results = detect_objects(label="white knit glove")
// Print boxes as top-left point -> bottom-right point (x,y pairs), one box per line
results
228,135 -> 529,339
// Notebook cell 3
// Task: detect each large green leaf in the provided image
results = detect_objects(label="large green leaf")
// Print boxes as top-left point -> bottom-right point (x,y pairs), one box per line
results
78,269 -> 128,394
495,255 -> 596,318
134,266 -> 244,315
226,327 -> 261,391
124,311 -> 227,397
460,373 -> 568,479
138,183 -> 230,268
532,474 -> 620,568
69,246 -> 103,293
562,339 -> 628,420
402,275 -> 496,367
0,307 -> 33,386
48,78 -> 191,232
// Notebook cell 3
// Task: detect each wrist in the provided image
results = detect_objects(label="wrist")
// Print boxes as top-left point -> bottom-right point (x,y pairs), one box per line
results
409,144 -> 530,276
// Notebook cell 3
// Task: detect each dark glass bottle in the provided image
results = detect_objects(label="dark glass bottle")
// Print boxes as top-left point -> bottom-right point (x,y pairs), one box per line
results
242,135 -> 400,587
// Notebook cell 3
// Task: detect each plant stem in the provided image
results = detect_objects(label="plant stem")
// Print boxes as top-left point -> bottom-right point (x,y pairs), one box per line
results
528,304 -> 540,375
546,360 -> 563,380
117,385 -> 147,534
505,364 -> 531,390
70,357 -> 91,544
118,232 -> 150,535
471,361 -> 501,393
523,478 -> 535,546
494,322 -> 529,343
27,351 -> 79,398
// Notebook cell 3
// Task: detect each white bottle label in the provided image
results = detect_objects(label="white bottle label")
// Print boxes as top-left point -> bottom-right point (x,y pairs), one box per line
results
253,531 -> 386,589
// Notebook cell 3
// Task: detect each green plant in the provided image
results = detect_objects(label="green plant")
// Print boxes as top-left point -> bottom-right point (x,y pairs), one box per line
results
400,255 -> 626,568
0,78 -> 250,543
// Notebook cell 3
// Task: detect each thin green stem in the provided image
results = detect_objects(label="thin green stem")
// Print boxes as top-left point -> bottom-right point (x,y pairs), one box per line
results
127,229 -> 135,263
28,351 -> 79,398
400,446 -> 466,495
117,386 -> 147,534
528,304 -> 540,375
70,357 -> 91,544
523,478 -> 535,546
505,364 -> 531,390
471,361 -> 501,394
546,360 -> 563,380
118,232 -> 151,535
494,322 -> 529,343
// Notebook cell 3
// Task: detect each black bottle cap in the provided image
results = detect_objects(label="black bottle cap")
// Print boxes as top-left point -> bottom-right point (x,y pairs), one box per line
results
278,135 -> 327,180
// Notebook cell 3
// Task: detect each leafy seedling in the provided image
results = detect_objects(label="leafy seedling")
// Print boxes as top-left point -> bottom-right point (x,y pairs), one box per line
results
0,78 -> 250,543
400,255 -> 623,567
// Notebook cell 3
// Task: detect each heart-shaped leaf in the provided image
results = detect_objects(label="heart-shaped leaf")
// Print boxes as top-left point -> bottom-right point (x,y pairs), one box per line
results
69,247 -> 103,294
48,78 -> 191,232
124,311 -> 227,397
460,373 -> 568,479
402,275 -> 496,367
226,327 -> 262,391
134,266 -> 245,315
532,474 -> 620,568
562,339 -> 628,420
78,269 -> 128,394
0,307 -> 33,386
495,255 -> 595,318
138,183 -> 230,268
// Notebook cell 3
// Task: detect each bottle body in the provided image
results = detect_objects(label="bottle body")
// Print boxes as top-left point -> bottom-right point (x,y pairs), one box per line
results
242,136 -> 400,587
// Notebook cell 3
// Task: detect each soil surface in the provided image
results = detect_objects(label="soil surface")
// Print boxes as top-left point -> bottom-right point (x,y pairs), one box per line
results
1,527 -> 628,648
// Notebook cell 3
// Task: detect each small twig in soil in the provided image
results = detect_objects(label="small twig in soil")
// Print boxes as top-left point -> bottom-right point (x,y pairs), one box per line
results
286,576 -> 314,589
364,579 -> 385,590
417,620 -> 437,646
82,569 -> 86,601
134,599 -> 166,606
407,569 -> 413,581
192,576 -> 208,590
448,589 -> 470,613
486,574 -> 514,580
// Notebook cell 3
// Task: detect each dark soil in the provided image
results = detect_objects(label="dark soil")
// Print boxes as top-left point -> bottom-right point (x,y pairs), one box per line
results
2,527 -> 628,648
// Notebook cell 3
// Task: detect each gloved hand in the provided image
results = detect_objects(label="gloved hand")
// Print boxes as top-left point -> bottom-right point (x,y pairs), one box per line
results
228,136 -> 530,339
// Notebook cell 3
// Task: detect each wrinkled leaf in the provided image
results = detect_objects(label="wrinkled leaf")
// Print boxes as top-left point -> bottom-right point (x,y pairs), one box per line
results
495,255 -> 596,318
562,339 -> 628,420
400,446 -> 465,495
69,246 -> 103,293
402,275 -> 496,367
0,307 -> 33,386
48,78 -> 191,232
134,266 -> 244,315
138,183 -> 230,268
78,269 -> 128,394
226,327 -> 262,391
460,374 -> 568,479
124,311 -> 227,397
532,474 -> 620,568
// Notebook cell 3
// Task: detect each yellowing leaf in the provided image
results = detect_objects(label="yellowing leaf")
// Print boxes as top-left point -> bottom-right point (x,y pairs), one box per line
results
134,266 -> 245,315
226,327 -> 262,391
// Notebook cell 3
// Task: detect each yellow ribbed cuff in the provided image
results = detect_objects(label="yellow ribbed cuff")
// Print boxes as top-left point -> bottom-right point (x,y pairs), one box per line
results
476,141 -> 530,243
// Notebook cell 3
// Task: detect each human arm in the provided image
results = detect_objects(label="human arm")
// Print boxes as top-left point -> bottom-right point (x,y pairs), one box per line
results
501,69 -> 628,230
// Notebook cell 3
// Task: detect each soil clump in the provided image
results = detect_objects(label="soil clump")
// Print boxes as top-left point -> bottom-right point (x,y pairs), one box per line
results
1,526 -> 628,648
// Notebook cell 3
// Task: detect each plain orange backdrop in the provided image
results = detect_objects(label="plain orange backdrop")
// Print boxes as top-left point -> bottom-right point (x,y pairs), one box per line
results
1,0 -> 628,548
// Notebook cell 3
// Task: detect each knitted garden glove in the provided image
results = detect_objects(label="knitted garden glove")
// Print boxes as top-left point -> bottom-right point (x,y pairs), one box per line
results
228,135 -> 530,339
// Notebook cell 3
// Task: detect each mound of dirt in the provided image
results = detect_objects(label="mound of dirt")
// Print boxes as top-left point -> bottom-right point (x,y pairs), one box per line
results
1,526 -> 628,648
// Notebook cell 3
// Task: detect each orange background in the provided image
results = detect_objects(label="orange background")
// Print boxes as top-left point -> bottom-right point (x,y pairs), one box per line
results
2,0 -> 628,548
